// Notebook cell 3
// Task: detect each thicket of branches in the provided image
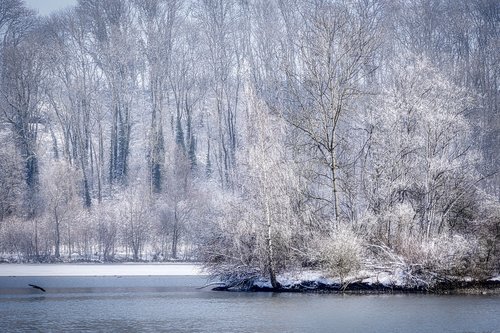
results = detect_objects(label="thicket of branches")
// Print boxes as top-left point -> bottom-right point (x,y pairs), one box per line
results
0,0 -> 498,285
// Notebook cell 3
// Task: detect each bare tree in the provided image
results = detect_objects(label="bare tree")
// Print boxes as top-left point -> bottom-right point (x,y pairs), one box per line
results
119,187 -> 152,261
0,134 -> 25,221
364,55 -> 479,245
78,0 -> 138,186
0,8 -> 44,217
195,0 -> 242,188
281,0 -> 382,225
44,10 -> 104,207
42,162 -> 80,259
134,0 -> 180,194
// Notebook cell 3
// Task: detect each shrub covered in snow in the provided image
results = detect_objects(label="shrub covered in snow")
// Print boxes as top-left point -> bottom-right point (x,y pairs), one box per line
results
417,235 -> 481,277
314,226 -> 364,283
369,233 -> 485,288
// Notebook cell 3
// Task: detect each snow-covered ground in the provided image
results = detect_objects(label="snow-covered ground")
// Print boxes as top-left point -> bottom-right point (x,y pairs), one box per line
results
250,270 -> 500,292
251,270 -> 405,289
0,263 -> 204,276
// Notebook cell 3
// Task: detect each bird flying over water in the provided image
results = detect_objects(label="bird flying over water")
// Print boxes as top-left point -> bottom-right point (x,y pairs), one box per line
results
28,284 -> 46,292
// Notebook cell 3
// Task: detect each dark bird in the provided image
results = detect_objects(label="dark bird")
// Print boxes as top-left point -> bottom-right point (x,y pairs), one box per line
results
28,284 -> 46,292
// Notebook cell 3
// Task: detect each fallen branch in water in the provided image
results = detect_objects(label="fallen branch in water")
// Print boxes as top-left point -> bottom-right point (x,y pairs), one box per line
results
197,282 -> 227,290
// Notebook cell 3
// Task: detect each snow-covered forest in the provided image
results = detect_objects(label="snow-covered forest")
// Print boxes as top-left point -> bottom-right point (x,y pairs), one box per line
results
0,0 -> 498,285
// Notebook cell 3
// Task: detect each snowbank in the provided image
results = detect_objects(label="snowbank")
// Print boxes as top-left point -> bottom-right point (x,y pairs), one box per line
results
0,263 -> 204,276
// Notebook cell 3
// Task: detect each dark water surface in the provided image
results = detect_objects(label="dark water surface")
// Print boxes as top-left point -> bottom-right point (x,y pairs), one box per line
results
1,276 -> 499,332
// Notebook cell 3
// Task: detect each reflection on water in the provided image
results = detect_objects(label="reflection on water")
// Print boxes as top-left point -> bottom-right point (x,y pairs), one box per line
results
1,276 -> 499,333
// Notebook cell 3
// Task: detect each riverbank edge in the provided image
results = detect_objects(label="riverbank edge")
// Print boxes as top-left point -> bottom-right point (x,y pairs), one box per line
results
213,279 -> 500,295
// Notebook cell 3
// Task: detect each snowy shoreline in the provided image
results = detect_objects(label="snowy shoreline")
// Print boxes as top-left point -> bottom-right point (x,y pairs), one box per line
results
1,264 -> 498,294
0,263 -> 204,276
240,279 -> 500,295
209,270 -> 500,295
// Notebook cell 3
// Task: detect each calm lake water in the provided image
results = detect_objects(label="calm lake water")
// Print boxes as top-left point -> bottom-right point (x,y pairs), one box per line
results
1,275 -> 499,332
